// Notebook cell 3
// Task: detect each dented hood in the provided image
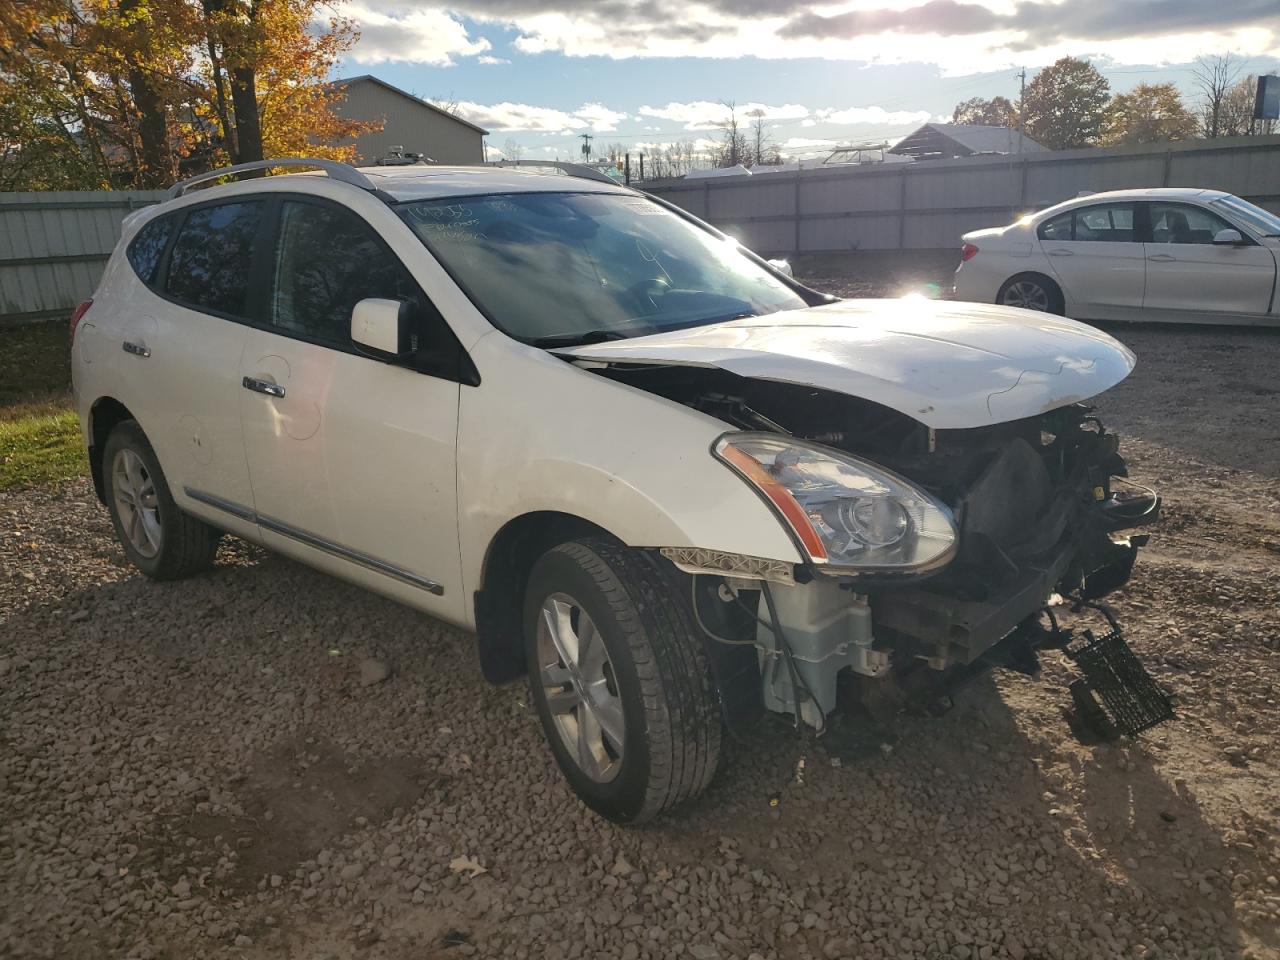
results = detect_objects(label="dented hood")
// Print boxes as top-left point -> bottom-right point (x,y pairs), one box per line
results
553,298 -> 1136,430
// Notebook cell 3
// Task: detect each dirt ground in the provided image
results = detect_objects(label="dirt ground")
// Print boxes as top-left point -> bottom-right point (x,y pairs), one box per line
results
2,302 -> 1278,959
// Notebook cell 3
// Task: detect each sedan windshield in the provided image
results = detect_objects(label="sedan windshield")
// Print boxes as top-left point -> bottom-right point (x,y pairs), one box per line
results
398,192 -> 806,345
1212,195 -> 1280,237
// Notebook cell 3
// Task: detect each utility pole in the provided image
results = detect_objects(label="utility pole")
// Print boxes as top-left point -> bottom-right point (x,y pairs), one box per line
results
579,133 -> 593,161
1016,67 -> 1027,153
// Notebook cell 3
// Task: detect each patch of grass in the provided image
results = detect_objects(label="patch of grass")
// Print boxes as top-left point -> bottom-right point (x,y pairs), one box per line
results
1,319 -> 72,408
0,404 -> 86,491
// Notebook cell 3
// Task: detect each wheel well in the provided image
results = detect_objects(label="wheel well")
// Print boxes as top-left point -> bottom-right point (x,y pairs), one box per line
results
87,398 -> 136,504
473,511 -> 617,684
998,271 -> 1064,311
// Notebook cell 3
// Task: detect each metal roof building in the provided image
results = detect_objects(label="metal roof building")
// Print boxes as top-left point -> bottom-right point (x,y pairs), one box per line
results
330,76 -> 489,165
889,123 -> 1047,160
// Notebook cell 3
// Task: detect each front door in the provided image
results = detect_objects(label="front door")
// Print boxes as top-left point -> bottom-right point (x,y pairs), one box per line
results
1038,201 -> 1146,313
237,195 -> 465,620
1142,201 -> 1277,317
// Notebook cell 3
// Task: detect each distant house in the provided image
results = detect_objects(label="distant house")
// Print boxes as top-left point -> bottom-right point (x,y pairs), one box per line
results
329,75 -> 489,165
889,123 -> 1047,160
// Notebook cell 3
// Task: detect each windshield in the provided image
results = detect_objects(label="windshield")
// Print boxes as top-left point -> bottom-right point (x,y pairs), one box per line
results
397,192 -> 806,345
1212,195 -> 1280,237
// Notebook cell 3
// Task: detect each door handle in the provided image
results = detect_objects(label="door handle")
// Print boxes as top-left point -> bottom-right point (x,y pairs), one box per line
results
1147,254 -> 1177,262
122,340 -> 151,358
1046,248 -> 1073,256
242,376 -> 285,398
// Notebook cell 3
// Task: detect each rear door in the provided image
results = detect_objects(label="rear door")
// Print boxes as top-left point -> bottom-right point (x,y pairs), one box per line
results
237,195 -> 467,619
1038,201 -> 1146,312
126,198 -> 264,536
1141,201 -> 1276,317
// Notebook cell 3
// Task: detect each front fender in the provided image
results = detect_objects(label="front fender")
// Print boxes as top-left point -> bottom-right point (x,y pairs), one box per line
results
457,333 -> 802,628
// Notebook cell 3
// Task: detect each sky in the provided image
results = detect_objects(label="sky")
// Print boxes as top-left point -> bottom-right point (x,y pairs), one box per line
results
330,0 -> 1280,162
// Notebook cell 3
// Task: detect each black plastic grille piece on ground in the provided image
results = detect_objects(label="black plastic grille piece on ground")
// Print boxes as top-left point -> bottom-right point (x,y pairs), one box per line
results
1069,628 -> 1175,736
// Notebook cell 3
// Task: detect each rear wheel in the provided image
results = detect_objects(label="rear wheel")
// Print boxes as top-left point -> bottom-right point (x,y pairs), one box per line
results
998,273 -> 1064,314
103,420 -> 221,580
523,539 -> 721,823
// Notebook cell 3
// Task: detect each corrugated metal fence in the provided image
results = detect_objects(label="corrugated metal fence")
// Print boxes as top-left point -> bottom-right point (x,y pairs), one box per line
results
645,134 -> 1280,257
0,190 -> 167,325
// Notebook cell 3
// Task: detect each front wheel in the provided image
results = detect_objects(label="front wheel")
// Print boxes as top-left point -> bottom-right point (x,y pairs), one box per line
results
523,539 -> 721,823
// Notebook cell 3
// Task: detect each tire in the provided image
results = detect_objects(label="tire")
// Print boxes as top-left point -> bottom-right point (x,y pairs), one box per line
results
523,538 -> 721,823
102,420 -> 220,580
997,273 -> 1064,315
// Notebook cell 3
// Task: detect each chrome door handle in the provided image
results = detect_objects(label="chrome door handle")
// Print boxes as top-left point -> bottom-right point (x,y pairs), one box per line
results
122,340 -> 151,358
1147,254 -> 1177,262
1046,248 -> 1073,256
242,376 -> 285,398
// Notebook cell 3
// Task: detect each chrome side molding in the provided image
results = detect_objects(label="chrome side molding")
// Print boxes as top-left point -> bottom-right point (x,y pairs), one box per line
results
183,487 -> 444,596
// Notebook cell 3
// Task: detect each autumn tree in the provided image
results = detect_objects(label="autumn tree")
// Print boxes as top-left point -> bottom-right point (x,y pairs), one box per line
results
1219,75 -> 1272,137
1101,82 -> 1197,145
1022,56 -> 1111,149
0,0 -> 373,190
951,96 -> 1016,127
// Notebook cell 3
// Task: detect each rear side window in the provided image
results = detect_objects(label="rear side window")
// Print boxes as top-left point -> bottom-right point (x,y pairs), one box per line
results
126,214 -> 173,285
269,200 -> 422,346
1038,211 -> 1073,241
165,201 -> 264,318
1074,203 -> 1135,242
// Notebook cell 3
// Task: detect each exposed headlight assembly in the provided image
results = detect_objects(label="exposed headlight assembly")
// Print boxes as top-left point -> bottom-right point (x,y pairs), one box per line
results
714,433 -> 958,575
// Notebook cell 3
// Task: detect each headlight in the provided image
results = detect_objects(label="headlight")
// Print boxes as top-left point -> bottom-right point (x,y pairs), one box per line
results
714,433 -> 957,574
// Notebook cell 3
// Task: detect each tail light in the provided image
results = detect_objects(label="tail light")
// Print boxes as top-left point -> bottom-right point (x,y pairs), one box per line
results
960,243 -> 980,262
70,299 -> 93,343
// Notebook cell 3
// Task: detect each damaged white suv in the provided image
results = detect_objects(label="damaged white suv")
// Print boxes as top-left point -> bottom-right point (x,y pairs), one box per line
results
72,159 -> 1163,823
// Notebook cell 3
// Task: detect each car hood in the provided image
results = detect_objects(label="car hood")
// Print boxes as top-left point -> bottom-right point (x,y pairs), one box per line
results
553,298 -> 1136,430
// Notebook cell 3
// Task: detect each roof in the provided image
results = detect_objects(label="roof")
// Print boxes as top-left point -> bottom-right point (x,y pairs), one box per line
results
1031,187 -> 1229,219
330,75 -> 490,136
353,164 -> 630,202
890,123 -> 1047,159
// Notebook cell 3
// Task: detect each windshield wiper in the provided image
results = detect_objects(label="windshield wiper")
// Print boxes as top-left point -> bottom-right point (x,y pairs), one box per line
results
528,329 -> 631,348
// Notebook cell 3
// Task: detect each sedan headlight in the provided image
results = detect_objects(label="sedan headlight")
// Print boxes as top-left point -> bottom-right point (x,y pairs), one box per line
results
714,433 -> 957,574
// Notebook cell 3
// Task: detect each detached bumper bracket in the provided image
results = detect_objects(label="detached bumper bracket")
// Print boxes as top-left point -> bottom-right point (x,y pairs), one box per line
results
1067,614 -> 1175,737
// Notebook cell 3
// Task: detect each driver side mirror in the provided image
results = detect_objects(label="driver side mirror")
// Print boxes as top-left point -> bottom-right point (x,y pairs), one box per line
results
352,298 -> 415,360
767,258 -> 794,278
1212,228 -> 1245,246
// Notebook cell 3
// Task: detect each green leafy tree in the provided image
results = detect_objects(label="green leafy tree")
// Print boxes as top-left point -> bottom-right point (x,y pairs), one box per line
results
1022,57 -> 1111,150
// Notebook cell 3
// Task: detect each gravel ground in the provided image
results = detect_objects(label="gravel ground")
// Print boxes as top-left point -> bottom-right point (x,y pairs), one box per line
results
3,311 -> 1279,960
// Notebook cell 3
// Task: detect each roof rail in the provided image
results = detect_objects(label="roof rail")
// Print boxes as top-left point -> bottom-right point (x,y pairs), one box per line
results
487,159 -> 621,187
167,157 -> 377,199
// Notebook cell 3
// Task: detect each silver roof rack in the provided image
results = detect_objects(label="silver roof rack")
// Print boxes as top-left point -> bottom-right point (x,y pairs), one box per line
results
167,157 -> 377,199
487,159 -> 620,187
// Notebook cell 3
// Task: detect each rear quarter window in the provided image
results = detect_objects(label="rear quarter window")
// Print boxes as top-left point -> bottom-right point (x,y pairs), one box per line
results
126,214 -> 174,285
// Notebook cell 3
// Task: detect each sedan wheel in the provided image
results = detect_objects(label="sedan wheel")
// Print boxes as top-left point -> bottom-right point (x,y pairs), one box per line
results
1001,278 -> 1051,311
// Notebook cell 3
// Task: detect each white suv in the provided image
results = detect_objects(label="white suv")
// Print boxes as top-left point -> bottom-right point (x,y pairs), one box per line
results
72,158 -> 1161,822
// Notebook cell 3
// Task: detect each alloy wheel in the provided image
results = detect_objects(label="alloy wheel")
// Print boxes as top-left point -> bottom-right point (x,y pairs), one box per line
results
112,448 -> 162,558
536,593 -> 626,783
1002,280 -> 1050,311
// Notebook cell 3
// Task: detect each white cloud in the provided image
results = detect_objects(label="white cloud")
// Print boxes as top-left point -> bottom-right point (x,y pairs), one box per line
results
477,54 -> 510,65
454,101 -> 628,132
810,106 -> 933,127
341,4 -> 490,66
638,101 -> 811,130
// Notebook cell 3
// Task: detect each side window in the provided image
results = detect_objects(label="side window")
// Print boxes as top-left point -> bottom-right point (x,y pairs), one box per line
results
1149,203 -> 1237,245
165,201 -> 264,317
1073,203 -> 1135,242
269,200 -> 423,348
1038,211 -> 1073,241
126,213 -> 173,286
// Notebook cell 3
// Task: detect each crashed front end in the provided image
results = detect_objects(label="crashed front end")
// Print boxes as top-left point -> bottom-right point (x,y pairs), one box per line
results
642,375 -> 1162,735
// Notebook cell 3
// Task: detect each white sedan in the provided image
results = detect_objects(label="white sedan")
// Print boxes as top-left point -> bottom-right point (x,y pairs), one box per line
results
953,188 -> 1280,325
